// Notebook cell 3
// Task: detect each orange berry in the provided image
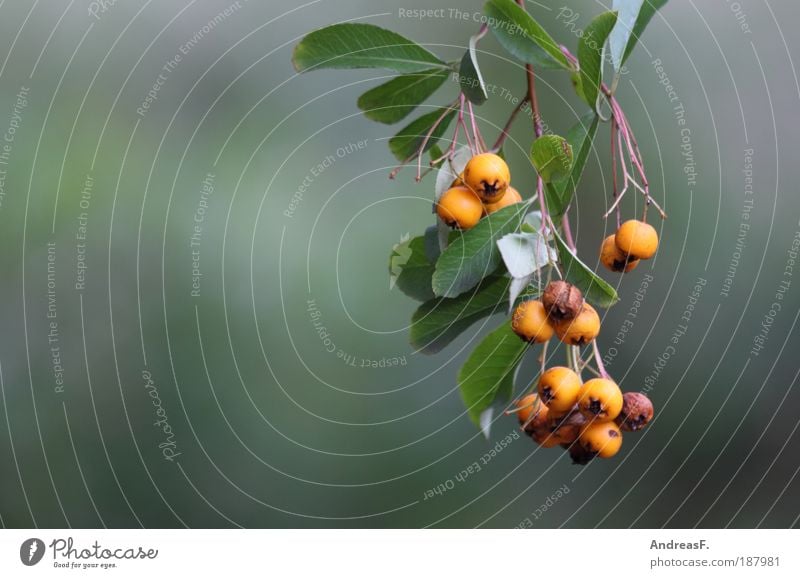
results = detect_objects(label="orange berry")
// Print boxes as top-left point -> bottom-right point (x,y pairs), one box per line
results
577,378 -> 623,422
600,234 -> 639,273
615,220 -> 659,260
553,303 -> 601,346
463,153 -> 510,202
511,300 -> 554,343
484,186 -> 522,215
537,366 -> 582,413
435,186 -> 483,229
579,421 -> 622,458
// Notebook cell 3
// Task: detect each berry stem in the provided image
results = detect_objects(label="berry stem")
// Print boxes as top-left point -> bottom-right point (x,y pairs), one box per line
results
415,98 -> 460,181
592,339 -> 611,379
491,96 -> 530,152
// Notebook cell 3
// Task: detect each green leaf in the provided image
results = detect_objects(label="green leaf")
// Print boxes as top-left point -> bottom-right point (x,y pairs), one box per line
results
577,11 -> 618,108
459,34 -> 488,104
544,112 -> 599,219
410,276 -> 509,354
292,23 -> 447,73
358,69 -> 449,124
553,230 -> 619,308
531,135 -> 573,183
432,201 -> 530,298
620,0 -> 668,66
458,322 -> 528,426
483,0 -> 571,70
390,235 -> 435,302
389,107 -> 456,161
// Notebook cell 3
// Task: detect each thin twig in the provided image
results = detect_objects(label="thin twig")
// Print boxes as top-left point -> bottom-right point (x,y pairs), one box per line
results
492,96 -> 530,151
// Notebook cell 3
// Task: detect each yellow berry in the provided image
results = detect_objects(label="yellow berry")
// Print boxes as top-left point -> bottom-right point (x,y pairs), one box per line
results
463,153 -> 510,202
615,220 -> 659,260
511,300 -> 554,343
436,186 -> 483,229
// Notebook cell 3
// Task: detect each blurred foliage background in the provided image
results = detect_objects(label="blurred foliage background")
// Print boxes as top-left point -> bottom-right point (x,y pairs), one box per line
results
0,0 -> 798,528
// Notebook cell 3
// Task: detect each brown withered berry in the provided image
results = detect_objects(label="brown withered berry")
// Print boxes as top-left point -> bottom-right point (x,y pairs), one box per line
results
615,392 -> 654,431
542,280 -> 584,321
548,410 -> 586,445
566,441 -> 595,465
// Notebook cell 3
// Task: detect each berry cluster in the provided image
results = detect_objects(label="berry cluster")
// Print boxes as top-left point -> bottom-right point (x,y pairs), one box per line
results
435,153 -> 521,229
510,280 -> 654,464
600,220 -> 659,273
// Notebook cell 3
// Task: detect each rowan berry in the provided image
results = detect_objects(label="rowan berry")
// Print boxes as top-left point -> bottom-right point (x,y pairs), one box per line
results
615,392 -> 654,431
538,366 -> 581,413
483,186 -> 522,215
600,234 -> 639,273
515,393 -> 547,431
511,300 -> 554,343
462,153 -> 510,202
553,303 -> 600,346
577,378 -> 623,422
579,421 -> 623,458
615,219 -> 659,260
435,186 -> 483,229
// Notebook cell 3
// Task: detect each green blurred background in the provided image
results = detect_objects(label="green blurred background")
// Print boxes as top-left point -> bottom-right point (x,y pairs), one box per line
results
0,0 -> 798,528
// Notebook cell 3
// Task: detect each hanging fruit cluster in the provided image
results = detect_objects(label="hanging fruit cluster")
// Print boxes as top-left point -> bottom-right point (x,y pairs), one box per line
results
294,0 -> 669,463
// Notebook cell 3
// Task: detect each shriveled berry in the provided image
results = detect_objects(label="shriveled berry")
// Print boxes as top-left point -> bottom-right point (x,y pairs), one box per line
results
435,186 -> 483,230
577,378 -> 623,422
548,410 -> 586,445
615,392 -> 654,431
615,219 -> 659,260
600,234 -> 639,273
579,421 -> 623,458
566,441 -> 595,465
553,303 -> 601,346
463,153 -> 510,202
542,280 -> 584,321
537,366 -> 582,413
511,300 -> 554,343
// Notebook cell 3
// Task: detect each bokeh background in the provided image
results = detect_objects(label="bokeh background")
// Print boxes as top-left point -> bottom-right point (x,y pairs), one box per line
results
0,0 -> 798,528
